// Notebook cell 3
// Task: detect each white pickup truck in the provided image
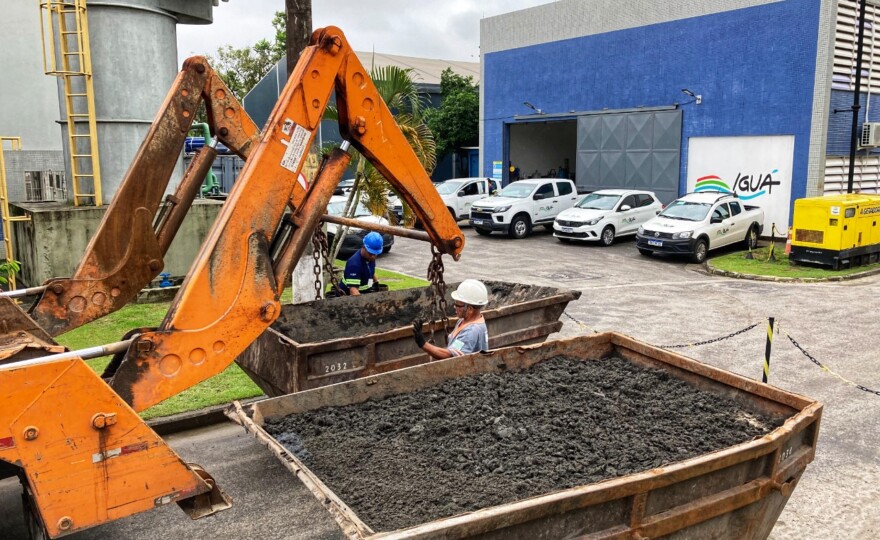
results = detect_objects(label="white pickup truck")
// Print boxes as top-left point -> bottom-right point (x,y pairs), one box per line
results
469,178 -> 579,239
391,177 -> 500,223
635,191 -> 763,263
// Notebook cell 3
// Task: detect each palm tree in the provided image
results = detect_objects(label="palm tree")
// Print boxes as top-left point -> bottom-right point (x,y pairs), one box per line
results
325,63 -> 437,260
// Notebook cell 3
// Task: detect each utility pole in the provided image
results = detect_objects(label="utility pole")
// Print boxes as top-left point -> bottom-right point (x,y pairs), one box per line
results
847,0 -> 868,194
285,0 -> 312,77
285,1 -> 319,304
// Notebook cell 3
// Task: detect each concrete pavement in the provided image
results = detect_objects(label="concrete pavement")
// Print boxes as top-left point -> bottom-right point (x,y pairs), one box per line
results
1,224 -> 877,538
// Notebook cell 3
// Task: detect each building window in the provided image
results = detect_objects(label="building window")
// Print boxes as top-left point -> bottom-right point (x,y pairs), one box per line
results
24,171 -> 67,202
834,0 -> 880,93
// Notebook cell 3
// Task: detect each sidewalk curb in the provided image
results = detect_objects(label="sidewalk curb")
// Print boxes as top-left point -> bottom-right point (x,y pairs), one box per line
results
147,396 -> 266,436
705,262 -> 880,283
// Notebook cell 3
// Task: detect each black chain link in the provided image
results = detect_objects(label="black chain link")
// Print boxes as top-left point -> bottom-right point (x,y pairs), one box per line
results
426,244 -> 450,341
658,322 -> 761,349
312,228 -> 341,300
562,311 -> 599,333
781,327 -> 880,397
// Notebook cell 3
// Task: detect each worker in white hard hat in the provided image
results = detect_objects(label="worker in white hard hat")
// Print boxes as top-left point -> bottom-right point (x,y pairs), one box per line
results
412,279 -> 489,360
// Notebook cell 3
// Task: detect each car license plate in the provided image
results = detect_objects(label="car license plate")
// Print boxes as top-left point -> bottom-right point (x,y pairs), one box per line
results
472,219 -> 483,225
647,239 -> 663,247
561,227 -> 573,233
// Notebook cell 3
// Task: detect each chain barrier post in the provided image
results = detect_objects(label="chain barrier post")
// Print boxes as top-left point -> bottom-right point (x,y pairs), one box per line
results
763,317 -> 774,383
768,223 -> 777,262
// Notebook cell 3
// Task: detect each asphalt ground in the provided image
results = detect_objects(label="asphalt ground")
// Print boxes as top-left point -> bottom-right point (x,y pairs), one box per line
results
2,224 -> 878,539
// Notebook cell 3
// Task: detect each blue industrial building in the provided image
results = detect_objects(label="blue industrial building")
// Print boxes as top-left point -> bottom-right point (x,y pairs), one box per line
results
481,0 -> 878,229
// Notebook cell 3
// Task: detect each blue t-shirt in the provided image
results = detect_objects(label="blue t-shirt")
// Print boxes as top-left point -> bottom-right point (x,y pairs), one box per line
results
447,319 -> 489,357
339,249 -> 375,294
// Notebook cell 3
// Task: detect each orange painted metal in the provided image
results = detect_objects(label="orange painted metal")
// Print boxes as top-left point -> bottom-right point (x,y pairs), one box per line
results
2,59 -> 259,348
0,359 -> 212,537
107,27 -> 464,412
0,26 -> 464,537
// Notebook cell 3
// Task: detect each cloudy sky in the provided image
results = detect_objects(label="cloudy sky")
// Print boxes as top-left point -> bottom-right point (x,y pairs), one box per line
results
177,0 -> 552,64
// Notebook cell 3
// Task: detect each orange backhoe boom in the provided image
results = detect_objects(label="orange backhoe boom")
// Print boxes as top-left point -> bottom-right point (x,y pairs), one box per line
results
0,57 -> 259,345
0,26 -> 464,538
107,26 -> 465,412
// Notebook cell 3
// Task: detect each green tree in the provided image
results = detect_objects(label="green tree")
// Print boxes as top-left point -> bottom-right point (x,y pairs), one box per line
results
424,68 -> 479,158
0,259 -> 21,291
207,11 -> 287,100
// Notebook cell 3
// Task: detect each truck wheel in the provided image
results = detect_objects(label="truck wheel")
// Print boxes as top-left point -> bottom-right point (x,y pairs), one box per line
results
691,239 -> 708,264
475,227 -> 492,236
600,225 -> 616,246
508,214 -> 531,239
638,248 -> 653,256
743,225 -> 759,250
448,207 -> 458,221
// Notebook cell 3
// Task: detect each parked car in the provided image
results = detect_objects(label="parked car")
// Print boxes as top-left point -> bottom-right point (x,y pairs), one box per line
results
635,191 -> 763,263
389,180 -> 450,224
553,189 -> 663,246
469,178 -> 579,239
325,196 -> 394,258
333,178 -> 356,196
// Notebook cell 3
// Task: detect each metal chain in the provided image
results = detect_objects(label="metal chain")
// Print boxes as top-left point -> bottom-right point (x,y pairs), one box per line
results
658,322 -> 761,349
562,311 -> 599,333
426,244 -> 450,341
779,324 -> 880,397
310,232 -> 324,301
312,228 -> 342,300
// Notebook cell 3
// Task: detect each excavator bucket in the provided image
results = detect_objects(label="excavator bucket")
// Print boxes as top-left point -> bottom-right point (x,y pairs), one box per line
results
0,297 -> 64,364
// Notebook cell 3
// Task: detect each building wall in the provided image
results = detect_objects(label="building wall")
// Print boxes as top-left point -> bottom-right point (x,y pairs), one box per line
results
826,90 -> 880,155
481,0 -> 824,205
0,3 -> 63,151
10,200 -> 223,287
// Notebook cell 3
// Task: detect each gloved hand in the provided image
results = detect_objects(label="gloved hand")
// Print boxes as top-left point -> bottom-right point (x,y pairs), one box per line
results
412,319 -> 427,349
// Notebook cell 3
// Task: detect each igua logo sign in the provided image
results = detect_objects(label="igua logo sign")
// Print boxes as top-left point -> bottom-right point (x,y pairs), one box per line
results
694,170 -> 782,201
687,136 -> 794,232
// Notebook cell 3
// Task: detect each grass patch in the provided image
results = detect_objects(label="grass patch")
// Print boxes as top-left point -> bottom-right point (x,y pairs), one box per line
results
56,266 -> 428,419
710,246 -> 880,279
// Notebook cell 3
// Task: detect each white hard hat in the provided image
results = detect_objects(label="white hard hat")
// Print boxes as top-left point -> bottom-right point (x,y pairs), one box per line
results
451,279 -> 488,307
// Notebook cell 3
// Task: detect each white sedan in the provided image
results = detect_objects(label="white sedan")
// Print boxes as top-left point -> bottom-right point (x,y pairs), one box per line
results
553,189 -> 663,246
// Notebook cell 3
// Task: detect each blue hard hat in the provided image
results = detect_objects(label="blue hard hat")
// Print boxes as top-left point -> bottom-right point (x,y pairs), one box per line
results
363,231 -> 384,255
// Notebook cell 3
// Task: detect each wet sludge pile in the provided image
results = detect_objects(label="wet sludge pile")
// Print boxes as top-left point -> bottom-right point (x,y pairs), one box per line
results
264,355 -> 784,532
271,281 -> 551,343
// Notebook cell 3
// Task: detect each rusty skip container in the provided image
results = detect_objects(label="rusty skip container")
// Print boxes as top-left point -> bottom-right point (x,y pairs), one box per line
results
234,281 -> 580,396
229,332 -> 821,540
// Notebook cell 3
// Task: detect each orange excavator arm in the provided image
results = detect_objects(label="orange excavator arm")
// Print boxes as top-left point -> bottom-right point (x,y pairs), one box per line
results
107,26 -> 465,411
4,58 -> 259,339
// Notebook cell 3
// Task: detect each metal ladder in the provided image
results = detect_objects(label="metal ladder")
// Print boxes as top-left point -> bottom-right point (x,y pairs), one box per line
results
39,0 -> 103,206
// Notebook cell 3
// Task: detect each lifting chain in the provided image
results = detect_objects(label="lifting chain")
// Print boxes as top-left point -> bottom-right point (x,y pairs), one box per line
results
426,244 -> 450,342
312,227 -> 341,300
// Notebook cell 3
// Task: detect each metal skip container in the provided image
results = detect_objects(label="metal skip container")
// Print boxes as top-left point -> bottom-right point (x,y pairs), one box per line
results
234,281 -> 580,396
229,332 -> 822,539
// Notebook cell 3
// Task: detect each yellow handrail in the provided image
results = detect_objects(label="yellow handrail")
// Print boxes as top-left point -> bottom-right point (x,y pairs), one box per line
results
0,137 -> 31,290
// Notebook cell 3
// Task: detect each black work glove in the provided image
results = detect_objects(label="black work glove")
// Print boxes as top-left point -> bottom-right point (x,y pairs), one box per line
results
412,319 -> 427,348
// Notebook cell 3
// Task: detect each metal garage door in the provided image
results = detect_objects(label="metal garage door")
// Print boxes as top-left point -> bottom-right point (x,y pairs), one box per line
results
576,110 -> 681,203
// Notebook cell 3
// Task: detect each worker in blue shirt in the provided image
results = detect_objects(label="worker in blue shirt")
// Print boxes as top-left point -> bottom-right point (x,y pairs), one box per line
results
335,232 -> 383,296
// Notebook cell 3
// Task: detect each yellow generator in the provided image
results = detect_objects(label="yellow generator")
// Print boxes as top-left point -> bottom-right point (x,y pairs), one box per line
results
790,193 -> 880,269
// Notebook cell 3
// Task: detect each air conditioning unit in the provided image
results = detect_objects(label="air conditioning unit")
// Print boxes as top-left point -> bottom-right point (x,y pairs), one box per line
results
861,122 -> 880,148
